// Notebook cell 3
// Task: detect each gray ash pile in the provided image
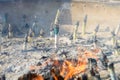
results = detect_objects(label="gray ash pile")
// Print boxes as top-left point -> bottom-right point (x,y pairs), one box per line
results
17,47 -> 110,80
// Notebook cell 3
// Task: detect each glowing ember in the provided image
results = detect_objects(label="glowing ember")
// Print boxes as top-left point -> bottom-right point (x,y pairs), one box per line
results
18,72 -> 44,80
28,48 -> 100,80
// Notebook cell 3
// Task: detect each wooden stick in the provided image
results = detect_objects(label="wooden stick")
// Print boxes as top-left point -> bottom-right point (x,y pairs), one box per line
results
0,31 -> 2,52
54,9 -> 60,24
73,21 -> 79,41
0,31 -> 2,53
115,25 -> 120,35
108,63 -> 118,80
8,24 -> 13,38
93,25 -> 99,48
111,31 -> 116,47
23,34 -> 28,50
0,24 -> 2,52
111,31 -> 119,55
82,15 -> 87,35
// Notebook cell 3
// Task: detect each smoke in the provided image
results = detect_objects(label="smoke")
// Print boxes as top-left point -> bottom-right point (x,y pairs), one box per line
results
61,2 -> 71,10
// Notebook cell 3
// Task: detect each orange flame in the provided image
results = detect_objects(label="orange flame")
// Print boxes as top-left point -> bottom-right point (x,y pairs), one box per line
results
33,74 -> 44,80
61,57 -> 88,80
29,48 -> 99,80
60,49 -> 99,80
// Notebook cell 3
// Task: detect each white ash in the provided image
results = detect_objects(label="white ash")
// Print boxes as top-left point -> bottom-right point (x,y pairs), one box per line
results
0,34 -> 119,79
